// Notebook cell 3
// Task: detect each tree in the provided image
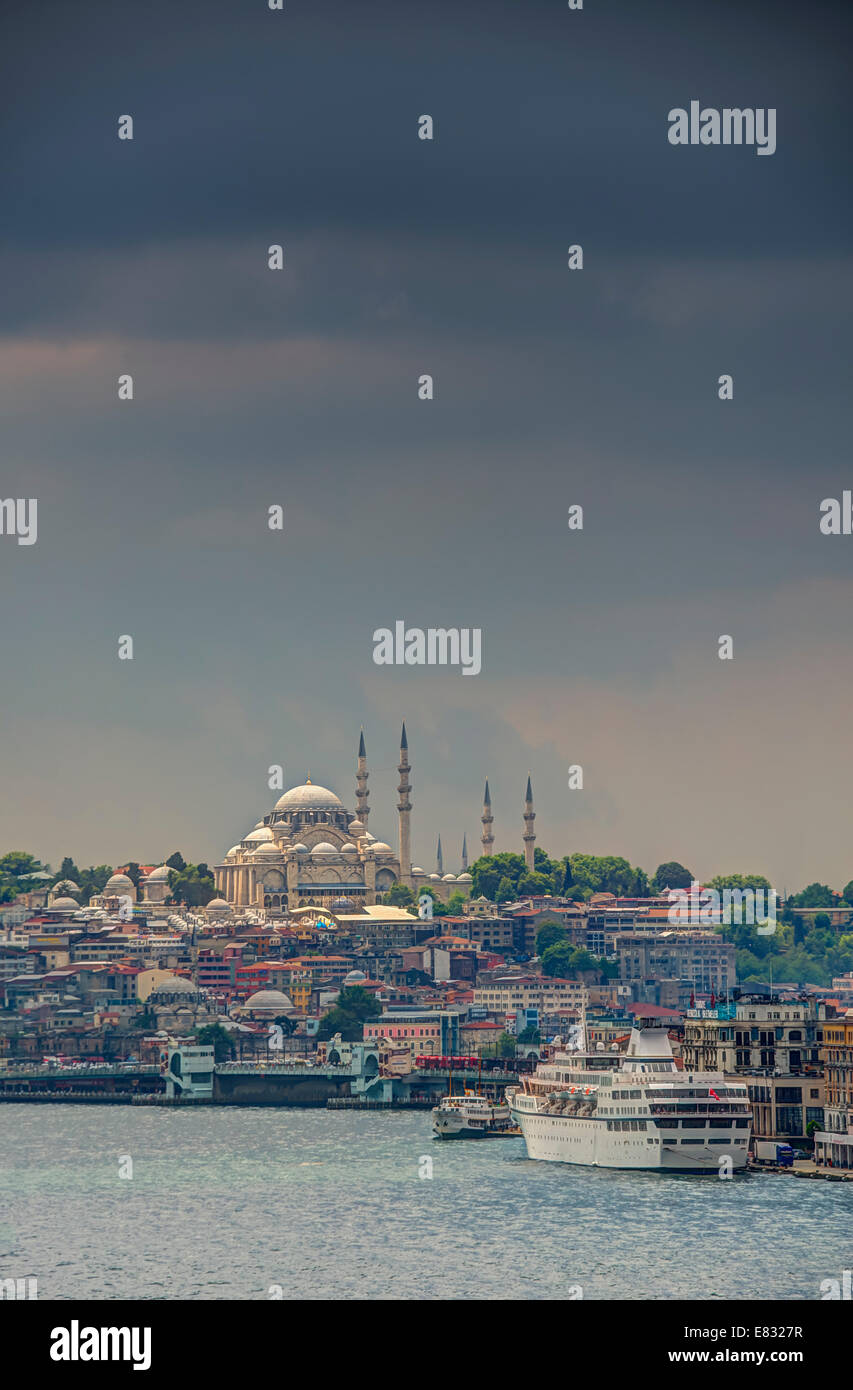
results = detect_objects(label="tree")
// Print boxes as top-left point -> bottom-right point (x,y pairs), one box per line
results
842,880 -> 853,907
535,921 -> 567,955
382,882 -> 415,907
569,854 -> 649,899
194,1023 -> 235,1062
496,1032 -> 517,1059
517,870 -> 555,896
813,912 -> 831,931
517,1025 -> 541,1044
170,863 -> 216,907
787,882 -> 835,909
317,986 -> 381,1041
123,862 -> 141,889
495,876 -> 515,904
55,857 -> 81,884
708,873 -> 772,893
166,851 -> 186,872
652,861 -> 693,892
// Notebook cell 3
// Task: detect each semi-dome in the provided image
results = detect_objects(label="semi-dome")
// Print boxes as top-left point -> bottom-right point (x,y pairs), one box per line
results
290,842 -> 310,854
311,841 -> 338,856
252,842 -> 281,858
226,846 -> 241,858
105,873 -> 133,890
245,827 -> 274,842
340,843 -> 358,854
244,988 -> 294,1011
370,841 -> 394,854
274,782 -> 343,812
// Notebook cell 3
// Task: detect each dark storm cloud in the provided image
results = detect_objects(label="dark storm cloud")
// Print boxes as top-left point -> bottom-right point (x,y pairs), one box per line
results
1,0 -> 852,886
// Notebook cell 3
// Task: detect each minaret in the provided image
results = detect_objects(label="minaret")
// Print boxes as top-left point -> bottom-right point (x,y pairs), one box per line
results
356,727 -> 370,830
523,774 -> 536,870
397,721 -> 412,888
461,834 -> 468,871
481,780 -> 494,857
436,835 -> 443,876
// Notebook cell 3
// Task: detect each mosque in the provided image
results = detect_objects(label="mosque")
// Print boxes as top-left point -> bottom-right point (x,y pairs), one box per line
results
212,724 -> 539,915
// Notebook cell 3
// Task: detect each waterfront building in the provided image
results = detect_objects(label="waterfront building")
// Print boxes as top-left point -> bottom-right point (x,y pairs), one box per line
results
814,1009 -> 853,1168
683,998 -> 825,1142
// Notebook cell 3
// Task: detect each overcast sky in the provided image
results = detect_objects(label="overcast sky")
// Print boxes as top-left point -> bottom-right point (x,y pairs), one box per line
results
1,0 -> 851,890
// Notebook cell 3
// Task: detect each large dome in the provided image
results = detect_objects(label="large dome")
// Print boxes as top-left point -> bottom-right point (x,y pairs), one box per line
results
274,782 -> 343,812
244,988 -> 294,1011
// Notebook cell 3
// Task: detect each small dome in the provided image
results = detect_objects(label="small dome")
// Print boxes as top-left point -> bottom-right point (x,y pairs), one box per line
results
311,841 -> 338,856
53,879 -> 80,894
274,783 -> 343,812
290,842 -> 310,855
429,873 -> 441,881
370,841 -> 394,854
411,867 -> 424,875
344,969 -> 367,984
105,873 -> 133,890
363,832 -> 376,842
244,988 -> 294,1011
252,842 -> 281,858
245,827 -> 274,843
340,843 -> 358,854
147,865 -> 172,882
442,874 -> 457,882
457,873 -> 473,882
226,846 -> 241,858
348,819 -> 365,834
206,898 -> 231,912
51,896 -> 79,910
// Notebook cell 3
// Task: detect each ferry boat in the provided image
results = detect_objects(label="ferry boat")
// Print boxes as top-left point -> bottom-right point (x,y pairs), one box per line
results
506,1013 -> 751,1171
432,1094 -> 520,1140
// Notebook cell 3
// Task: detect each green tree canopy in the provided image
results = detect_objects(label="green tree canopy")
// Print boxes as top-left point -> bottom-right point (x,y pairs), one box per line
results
652,861 -> 693,892
787,882 -> 835,909
317,985 -> 382,1041
169,863 -> 216,907
194,1023 -> 236,1062
382,882 -> 415,907
535,920 -> 568,955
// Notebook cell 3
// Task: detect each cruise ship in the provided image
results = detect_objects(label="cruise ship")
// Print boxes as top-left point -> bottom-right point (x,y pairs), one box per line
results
506,1017 -> 751,1171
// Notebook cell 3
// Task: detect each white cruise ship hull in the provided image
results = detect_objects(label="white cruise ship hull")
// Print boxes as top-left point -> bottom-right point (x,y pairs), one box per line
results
513,1108 -> 749,1171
